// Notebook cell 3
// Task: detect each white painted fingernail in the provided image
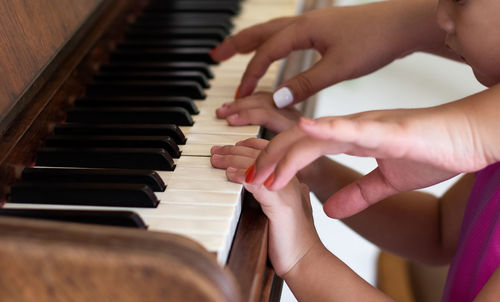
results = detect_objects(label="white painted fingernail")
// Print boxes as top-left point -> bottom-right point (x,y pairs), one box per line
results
273,87 -> 294,108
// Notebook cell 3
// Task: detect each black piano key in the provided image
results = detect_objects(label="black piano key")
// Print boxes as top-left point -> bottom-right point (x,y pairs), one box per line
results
10,182 -> 159,208
66,107 -> 194,126
0,209 -> 147,228
134,13 -> 233,30
45,135 -> 181,158
118,39 -> 220,50
99,62 -> 213,79
125,28 -> 227,42
54,124 -> 187,145
86,81 -> 206,100
36,147 -> 176,171
145,1 -> 240,15
110,48 -> 215,65
74,96 -> 199,114
129,22 -> 230,36
22,167 -> 166,192
93,71 -> 210,89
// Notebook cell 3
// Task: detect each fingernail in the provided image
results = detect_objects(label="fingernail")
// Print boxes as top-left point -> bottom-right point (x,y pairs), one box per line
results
264,172 -> 275,188
227,113 -> 239,122
216,106 -> 226,114
234,86 -> 241,99
210,145 -> 221,153
300,117 -> 315,125
273,87 -> 294,108
245,164 -> 255,183
216,103 -> 232,115
209,46 -> 220,59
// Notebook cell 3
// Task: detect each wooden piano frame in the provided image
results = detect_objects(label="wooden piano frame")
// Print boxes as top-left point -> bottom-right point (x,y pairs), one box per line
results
0,0 -> 330,301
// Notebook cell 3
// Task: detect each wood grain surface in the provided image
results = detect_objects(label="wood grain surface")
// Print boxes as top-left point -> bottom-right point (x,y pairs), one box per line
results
0,216 -> 241,302
0,0 -> 105,121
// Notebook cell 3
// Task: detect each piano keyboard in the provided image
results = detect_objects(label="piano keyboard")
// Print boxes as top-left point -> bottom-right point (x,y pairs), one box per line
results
3,0 -> 298,264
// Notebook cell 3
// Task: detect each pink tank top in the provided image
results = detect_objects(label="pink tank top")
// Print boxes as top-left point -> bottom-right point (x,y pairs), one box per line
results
442,162 -> 500,302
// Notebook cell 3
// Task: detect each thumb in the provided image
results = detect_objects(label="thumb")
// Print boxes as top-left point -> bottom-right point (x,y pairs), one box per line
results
323,168 -> 399,219
273,57 -> 340,108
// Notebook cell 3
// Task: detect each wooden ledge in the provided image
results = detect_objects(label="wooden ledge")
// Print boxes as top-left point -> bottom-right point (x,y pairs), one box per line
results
0,217 -> 241,302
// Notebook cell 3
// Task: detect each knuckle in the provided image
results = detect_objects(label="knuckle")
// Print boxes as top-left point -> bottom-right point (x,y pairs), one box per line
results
231,32 -> 252,53
291,74 -> 314,100
219,145 -> 234,154
236,138 -> 253,146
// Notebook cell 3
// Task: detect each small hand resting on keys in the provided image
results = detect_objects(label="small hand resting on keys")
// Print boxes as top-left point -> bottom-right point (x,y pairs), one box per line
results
215,92 -> 300,133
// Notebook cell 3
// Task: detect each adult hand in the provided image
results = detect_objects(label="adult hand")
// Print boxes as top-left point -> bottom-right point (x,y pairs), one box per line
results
210,0 -> 442,106
247,103 -> 491,218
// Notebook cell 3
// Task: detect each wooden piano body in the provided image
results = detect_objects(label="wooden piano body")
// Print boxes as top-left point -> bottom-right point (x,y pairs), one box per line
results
0,0 -> 327,301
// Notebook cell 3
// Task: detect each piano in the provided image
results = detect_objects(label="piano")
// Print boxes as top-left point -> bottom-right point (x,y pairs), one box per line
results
0,0 -> 327,301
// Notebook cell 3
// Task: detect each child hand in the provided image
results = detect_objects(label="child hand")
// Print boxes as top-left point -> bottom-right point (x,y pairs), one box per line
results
210,1 -> 438,104
244,177 -> 320,277
211,138 -> 268,183
248,105 -> 491,218
215,92 -> 301,133
211,139 -> 319,276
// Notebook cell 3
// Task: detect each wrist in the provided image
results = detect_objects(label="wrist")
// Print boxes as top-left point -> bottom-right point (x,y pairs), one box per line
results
461,85 -> 500,167
386,0 -> 445,56
281,239 -> 326,282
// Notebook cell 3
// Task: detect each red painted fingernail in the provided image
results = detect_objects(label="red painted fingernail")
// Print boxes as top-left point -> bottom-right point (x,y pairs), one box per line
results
234,85 -> 241,99
209,46 -> 220,59
264,173 -> 275,188
245,164 -> 255,183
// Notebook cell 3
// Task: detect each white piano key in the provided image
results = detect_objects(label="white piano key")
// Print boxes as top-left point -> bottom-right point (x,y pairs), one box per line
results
146,217 -> 231,236
141,204 -> 236,219
166,177 -> 242,194
186,133 -> 252,145
174,156 -> 212,168
159,166 -> 227,181
157,190 -> 241,206
2,203 -> 235,219
180,124 -> 261,136
191,113 -> 229,124
179,144 -> 213,156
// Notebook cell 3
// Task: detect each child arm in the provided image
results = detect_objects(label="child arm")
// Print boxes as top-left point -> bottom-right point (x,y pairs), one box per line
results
283,242 -> 395,302
243,170 -> 396,301
475,267 -> 500,301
